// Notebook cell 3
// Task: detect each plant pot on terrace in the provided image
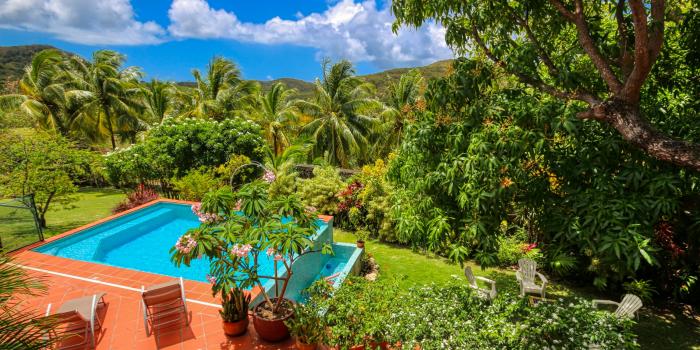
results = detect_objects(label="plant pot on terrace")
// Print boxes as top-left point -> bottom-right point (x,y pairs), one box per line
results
220,288 -> 251,337
356,240 -> 365,248
253,298 -> 295,342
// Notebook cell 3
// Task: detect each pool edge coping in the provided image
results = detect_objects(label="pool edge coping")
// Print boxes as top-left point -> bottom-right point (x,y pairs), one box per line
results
9,198 -> 197,255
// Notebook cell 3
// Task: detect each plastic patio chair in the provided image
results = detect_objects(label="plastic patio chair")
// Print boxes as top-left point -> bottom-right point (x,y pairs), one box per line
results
515,258 -> 548,298
141,277 -> 189,337
45,293 -> 106,349
464,266 -> 497,301
592,294 -> 643,319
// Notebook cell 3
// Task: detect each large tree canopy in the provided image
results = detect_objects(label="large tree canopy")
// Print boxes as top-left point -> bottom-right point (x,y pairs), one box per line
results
392,0 -> 700,171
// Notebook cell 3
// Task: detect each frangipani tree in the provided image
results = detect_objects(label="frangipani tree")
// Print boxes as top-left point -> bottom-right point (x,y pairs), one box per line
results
170,181 -> 332,316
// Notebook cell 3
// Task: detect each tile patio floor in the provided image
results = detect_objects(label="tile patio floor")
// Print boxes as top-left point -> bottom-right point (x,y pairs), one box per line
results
12,250 -> 296,350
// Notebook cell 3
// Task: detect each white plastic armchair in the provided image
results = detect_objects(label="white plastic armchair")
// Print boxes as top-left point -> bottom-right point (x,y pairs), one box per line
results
515,258 -> 548,298
464,266 -> 497,301
592,294 -> 643,319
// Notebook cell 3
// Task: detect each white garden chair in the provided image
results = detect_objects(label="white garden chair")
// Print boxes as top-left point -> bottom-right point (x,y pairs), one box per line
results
464,266 -> 497,301
515,258 -> 547,298
592,294 -> 643,319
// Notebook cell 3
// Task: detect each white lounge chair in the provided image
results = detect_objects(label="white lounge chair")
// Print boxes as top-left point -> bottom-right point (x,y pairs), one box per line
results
592,294 -> 643,319
515,258 -> 547,298
464,266 -> 497,301
141,277 -> 189,337
45,293 -> 106,349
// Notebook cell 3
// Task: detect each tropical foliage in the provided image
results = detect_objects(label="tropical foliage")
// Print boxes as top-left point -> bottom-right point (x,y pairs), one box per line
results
0,130 -> 96,227
298,60 -> 381,167
0,253 -> 56,349
103,117 -> 265,187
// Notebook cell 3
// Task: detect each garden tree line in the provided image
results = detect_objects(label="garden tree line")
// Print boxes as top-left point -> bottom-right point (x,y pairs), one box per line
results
0,51 -> 415,168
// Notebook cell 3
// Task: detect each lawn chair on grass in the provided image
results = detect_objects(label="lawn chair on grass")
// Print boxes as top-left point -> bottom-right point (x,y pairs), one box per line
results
592,294 -> 643,319
464,266 -> 497,301
515,258 -> 548,298
141,277 -> 189,338
45,293 -> 106,349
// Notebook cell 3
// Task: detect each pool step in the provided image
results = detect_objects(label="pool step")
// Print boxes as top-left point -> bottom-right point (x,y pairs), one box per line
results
92,208 -> 175,260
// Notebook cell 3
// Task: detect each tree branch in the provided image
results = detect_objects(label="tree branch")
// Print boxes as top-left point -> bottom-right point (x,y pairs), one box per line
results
500,0 -> 560,76
621,0 -> 665,102
615,0 -> 634,79
549,0 -> 624,93
468,21 -> 600,105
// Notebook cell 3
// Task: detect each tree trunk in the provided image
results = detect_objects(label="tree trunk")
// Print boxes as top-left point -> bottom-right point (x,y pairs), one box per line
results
589,99 -> 700,172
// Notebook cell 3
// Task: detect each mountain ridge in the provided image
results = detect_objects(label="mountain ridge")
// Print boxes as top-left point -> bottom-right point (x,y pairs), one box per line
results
1,45 -> 453,97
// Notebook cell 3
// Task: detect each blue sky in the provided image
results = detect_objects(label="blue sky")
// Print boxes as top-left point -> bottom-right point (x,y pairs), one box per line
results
0,0 -> 453,81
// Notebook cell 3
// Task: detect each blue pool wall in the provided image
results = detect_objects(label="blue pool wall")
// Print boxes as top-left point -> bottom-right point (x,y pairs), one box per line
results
254,217 -> 364,304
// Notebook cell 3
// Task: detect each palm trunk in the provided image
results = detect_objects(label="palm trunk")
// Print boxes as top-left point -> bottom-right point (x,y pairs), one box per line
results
589,99 -> 700,172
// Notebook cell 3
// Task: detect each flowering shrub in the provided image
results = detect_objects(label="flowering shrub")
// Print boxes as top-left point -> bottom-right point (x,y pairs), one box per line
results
170,181 -> 333,319
104,117 -> 265,187
298,166 -> 344,215
496,232 -> 543,267
384,280 -> 638,349
112,184 -> 159,213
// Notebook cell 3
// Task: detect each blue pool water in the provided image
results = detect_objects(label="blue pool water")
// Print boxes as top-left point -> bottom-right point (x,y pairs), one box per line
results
34,202 -> 330,285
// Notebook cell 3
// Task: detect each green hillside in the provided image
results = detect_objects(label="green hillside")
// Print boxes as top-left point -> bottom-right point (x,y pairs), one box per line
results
0,45 -> 57,90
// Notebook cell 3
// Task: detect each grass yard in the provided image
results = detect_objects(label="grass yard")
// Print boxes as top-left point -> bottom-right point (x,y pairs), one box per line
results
334,228 -> 700,350
0,187 -> 125,251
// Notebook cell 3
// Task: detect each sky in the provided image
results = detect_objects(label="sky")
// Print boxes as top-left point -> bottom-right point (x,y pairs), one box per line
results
0,0 -> 454,82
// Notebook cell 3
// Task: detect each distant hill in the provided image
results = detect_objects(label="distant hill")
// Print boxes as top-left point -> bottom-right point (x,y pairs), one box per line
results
256,59 -> 453,100
0,45 -> 57,86
1,45 -> 453,100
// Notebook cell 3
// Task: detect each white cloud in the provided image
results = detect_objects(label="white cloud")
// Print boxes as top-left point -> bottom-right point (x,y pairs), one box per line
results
0,0 -> 166,45
167,0 -> 453,68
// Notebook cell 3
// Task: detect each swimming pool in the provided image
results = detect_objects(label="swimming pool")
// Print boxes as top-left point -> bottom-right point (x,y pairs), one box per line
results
34,201 -> 362,300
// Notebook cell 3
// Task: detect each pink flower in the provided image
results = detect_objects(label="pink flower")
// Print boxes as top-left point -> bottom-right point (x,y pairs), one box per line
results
305,206 -> 317,214
262,170 -> 276,183
206,275 -> 217,284
274,254 -> 284,261
174,234 -> 197,254
266,247 -> 276,256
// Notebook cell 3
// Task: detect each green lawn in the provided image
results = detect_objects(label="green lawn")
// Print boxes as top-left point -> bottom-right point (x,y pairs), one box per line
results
334,228 -> 700,350
0,187 -> 125,251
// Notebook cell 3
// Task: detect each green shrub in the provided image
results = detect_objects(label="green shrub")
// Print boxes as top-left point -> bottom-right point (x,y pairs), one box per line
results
623,280 -> 657,303
496,230 -> 543,267
104,117 -> 265,187
298,166 -> 344,215
171,168 -> 220,201
385,280 -> 638,349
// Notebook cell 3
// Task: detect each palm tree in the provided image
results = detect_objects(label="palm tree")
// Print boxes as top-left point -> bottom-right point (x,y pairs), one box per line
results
375,69 -> 424,156
254,83 -> 299,156
65,50 -> 146,149
142,79 -> 175,123
0,253 -> 56,349
0,49 -> 69,134
297,60 -> 381,167
181,57 -> 258,120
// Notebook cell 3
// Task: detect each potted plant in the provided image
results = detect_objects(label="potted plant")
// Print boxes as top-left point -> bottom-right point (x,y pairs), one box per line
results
171,182 -> 333,343
220,287 -> 251,336
355,229 -> 369,249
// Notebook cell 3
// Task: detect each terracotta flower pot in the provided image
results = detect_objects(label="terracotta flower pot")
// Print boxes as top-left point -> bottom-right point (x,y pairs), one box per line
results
222,316 -> 249,336
295,338 -> 318,350
253,298 -> 294,342
356,240 -> 365,248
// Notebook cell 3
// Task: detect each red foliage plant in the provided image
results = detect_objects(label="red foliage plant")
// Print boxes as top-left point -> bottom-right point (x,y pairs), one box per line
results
112,184 -> 159,214
337,180 -> 364,212
654,221 -> 686,259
